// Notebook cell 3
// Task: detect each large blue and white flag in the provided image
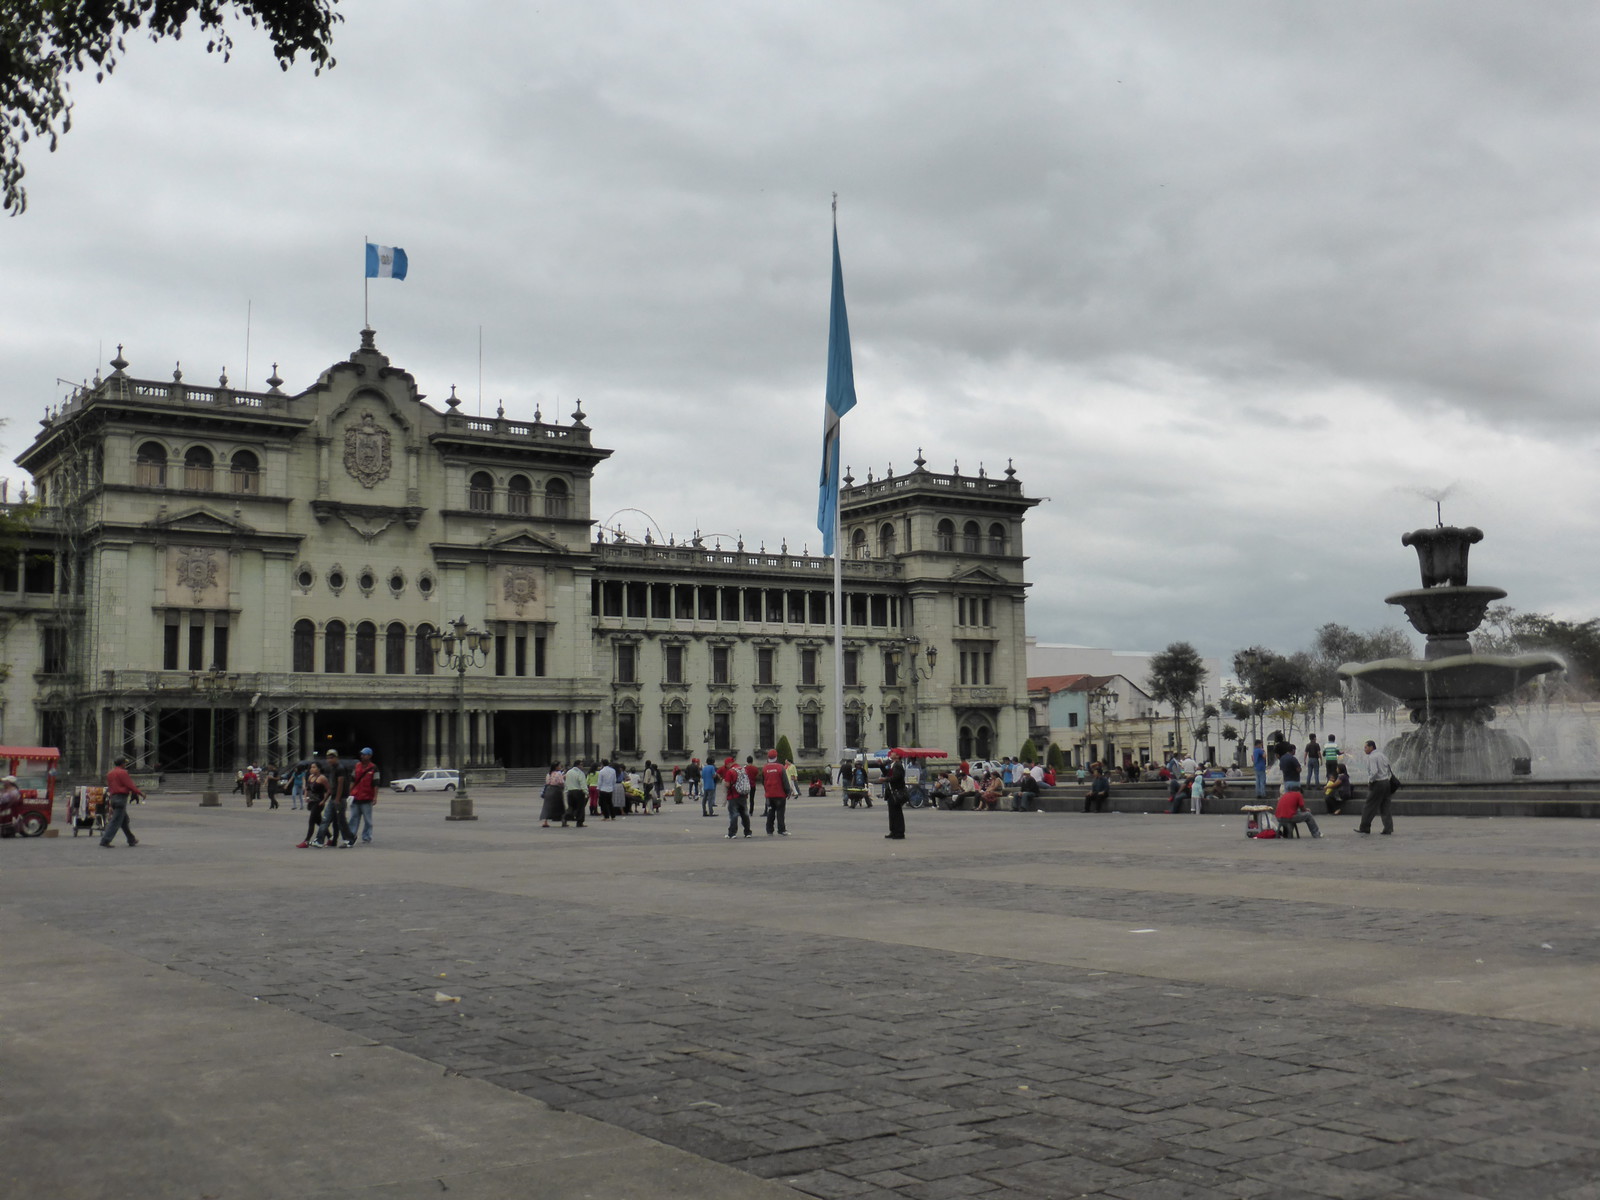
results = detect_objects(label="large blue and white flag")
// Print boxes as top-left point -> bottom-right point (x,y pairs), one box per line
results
817,222 -> 857,557
365,242 -> 409,280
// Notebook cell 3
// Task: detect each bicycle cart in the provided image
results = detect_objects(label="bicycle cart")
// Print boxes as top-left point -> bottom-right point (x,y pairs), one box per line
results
70,786 -> 108,836
0,746 -> 61,838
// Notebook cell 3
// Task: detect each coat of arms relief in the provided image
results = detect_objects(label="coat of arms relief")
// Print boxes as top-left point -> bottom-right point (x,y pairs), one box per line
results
343,413 -> 392,488
502,566 -> 538,616
176,546 -> 219,603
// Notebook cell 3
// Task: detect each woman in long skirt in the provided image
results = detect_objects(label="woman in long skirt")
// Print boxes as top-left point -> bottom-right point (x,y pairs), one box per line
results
539,761 -> 565,828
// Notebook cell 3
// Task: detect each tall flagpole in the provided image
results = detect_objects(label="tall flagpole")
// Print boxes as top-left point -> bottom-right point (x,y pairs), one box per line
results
830,195 -> 847,769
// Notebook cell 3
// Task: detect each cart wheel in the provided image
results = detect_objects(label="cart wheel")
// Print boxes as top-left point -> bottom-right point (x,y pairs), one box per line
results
19,812 -> 47,837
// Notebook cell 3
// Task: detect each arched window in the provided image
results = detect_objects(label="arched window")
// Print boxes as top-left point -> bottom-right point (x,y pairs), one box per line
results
975,725 -> 993,758
850,528 -> 868,560
292,619 -> 315,673
414,624 -> 436,675
963,521 -> 980,554
936,519 -> 955,552
354,621 -> 377,674
385,622 -> 407,674
469,472 -> 494,512
544,477 -> 569,518
988,522 -> 1007,555
508,474 -> 532,516
959,725 -> 973,759
878,522 -> 897,557
230,449 -> 260,495
135,442 -> 167,488
324,620 -> 346,673
183,446 -> 214,491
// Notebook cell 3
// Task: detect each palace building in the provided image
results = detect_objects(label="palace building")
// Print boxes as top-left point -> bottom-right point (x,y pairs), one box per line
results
3,330 -> 1038,781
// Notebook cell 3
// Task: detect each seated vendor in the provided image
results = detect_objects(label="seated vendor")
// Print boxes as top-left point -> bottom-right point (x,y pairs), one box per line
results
1274,788 -> 1323,838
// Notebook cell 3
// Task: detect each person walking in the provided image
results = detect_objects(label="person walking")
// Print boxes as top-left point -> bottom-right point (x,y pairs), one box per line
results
99,756 -> 143,847
725,756 -> 753,839
348,747 -> 379,844
596,759 -> 618,820
884,753 -> 907,840
700,758 -> 718,817
314,748 -> 355,847
297,763 -> 328,846
1356,740 -> 1397,835
763,748 -> 793,837
540,761 -> 565,827
1304,735 -> 1323,788
563,760 -> 587,827
1252,740 -> 1268,798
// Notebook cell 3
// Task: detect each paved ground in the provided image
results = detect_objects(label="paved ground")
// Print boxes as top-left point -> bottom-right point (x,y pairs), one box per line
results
5,791 -> 1599,1198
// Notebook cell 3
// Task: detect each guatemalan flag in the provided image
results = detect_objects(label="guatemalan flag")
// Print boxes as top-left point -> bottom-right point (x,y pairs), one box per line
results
365,242 -> 409,280
816,220 -> 857,557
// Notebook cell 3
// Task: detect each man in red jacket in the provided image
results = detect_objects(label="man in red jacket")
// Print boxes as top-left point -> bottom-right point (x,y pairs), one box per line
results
1274,788 -> 1323,838
762,748 -> 794,837
100,756 -> 143,847
348,747 -> 379,844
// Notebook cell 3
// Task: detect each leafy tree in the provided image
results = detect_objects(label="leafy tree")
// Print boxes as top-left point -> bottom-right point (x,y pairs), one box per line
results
3,1 -> 342,215
1474,606 -> 1600,695
1047,742 -> 1065,772
774,734 -> 794,763
1018,737 -> 1038,763
1148,641 -> 1205,756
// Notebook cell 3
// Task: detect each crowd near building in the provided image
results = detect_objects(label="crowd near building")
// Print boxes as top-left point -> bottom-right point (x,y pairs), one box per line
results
0,330 -> 1039,782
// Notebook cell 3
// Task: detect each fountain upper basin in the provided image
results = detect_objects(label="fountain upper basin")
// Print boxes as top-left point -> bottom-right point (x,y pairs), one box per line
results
1339,651 -> 1564,713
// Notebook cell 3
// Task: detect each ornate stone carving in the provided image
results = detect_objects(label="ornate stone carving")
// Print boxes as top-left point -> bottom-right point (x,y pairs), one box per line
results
502,566 -> 538,615
176,546 -> 218,603
343,413 -> 392,489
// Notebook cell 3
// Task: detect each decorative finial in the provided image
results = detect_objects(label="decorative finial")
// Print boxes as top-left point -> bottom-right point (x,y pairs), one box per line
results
496,400 -> 505,419
359,328 -> 377,352
886,464 -> 894,478
533,404 -> 542,423
110,344 -> 128,375
737,535 -> 745,551
173,363 -> 183,383
843,465 -> 854,486
953,459 -> 959,475
446,385 -> 461,411
978,464 -> 986,478
914,448 -> 926,470
267,363 -> 283,393
781,538 -> 788,554
219,368 -> 229,388
572,399 -> 587,427
644,530 -> 653,544
1004,458 -> 1016,479
866,467 -> 874,483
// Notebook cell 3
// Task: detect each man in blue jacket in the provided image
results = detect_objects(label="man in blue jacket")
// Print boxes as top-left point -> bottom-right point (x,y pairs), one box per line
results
1252,740 -> 1268,798
700,758 -> 719,817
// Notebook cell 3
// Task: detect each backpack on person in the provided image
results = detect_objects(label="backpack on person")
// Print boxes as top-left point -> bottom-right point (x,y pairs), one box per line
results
735,769 -> 751,798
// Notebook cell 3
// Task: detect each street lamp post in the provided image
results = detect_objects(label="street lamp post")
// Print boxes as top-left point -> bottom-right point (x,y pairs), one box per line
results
429,615 -> 493,822
1088,686 -> 1119,771
890,639 -> 938,745
194,664 -> 237,807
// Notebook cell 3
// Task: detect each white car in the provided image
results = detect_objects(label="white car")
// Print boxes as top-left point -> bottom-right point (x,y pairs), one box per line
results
390,768 -> 459,793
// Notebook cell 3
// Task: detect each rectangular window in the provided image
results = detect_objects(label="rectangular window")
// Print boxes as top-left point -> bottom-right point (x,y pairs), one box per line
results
843,650 -> 858,687
535,634 -> 546,677
845,712 -> 861,749
626,584 -> 647,618
495,633 -> 508,677
666,711 -> 686,754
800,648 -> 817,686
699,588 -> 717,620
188,619 -> 205,671
883,652 -> 899,686
665,644 -> 684,684
41,626 -> 68,673
712,646 -> 730,685
982,598 -> 992,627
1068,713 -> 1079,728
164,614 -> 180,670
618,711 -> 638,754
983,651 -> 993,684
514,633 -> 527,677
212,616 -> 229,671
885,712 -> 900,747
759,712 -> 776,750
756,646 -> 774,685
802,711 -> 819,751
960,651 -> 969,686
713,712 -> 731,752
617,643 -> 637,683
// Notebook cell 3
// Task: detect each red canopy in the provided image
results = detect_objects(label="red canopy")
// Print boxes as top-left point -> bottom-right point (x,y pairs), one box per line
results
888,747 -> 950,759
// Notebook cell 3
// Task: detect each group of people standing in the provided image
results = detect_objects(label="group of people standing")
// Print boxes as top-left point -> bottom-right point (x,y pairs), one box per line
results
1255,735 -> 1398,837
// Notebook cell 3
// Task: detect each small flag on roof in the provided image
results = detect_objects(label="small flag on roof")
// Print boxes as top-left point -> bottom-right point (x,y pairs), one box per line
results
365,242 -> 408,280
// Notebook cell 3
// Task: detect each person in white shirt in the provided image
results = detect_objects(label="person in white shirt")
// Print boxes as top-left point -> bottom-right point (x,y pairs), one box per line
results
596,761 -> 618,820
1356,740 -> 1396,835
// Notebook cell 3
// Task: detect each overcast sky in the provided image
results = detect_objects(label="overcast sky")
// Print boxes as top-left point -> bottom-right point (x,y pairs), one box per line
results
4,0 -> 1598,664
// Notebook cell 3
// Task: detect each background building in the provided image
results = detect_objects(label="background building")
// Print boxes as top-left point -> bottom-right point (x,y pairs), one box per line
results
4,332 -> 1039,782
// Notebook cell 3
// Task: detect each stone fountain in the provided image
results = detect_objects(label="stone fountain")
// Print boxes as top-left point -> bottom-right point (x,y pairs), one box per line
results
1337,525 -> 1564,782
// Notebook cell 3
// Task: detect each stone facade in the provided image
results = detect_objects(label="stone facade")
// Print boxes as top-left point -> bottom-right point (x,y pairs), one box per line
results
6,332 -> 1038,780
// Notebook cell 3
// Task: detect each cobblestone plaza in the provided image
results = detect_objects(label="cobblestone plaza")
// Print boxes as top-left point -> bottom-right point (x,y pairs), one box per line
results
7,796 -> 1599,1198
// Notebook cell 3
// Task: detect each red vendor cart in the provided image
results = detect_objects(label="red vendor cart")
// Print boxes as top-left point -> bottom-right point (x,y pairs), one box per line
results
0,746 -> 61,838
